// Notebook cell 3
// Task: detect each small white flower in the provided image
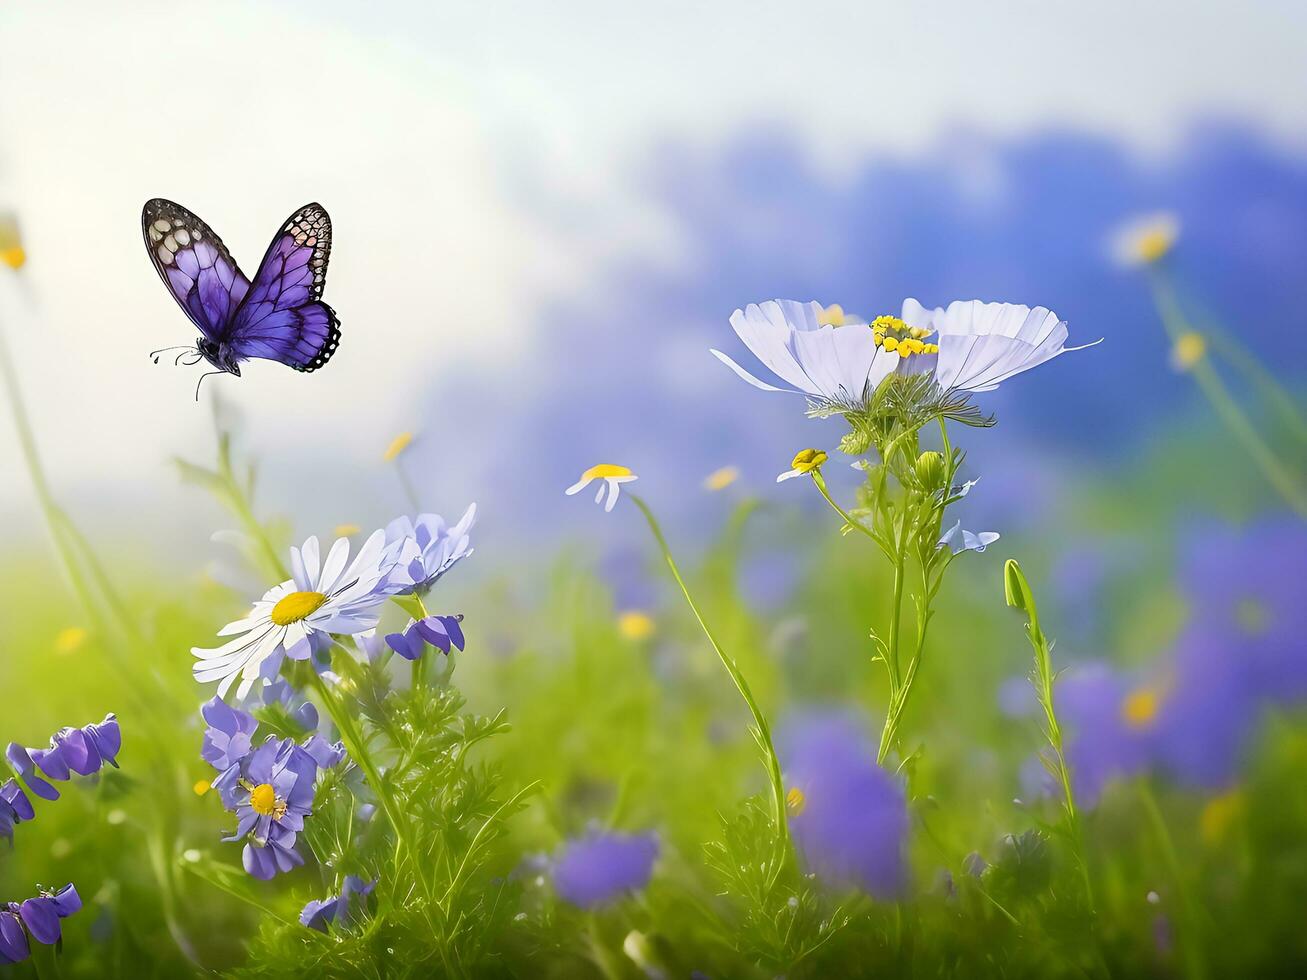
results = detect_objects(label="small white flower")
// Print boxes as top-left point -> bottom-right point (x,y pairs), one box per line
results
1109,212 -> 1179,267
192,531 -> 393,700
565,464 -> 637,513
938,520 -> 1000,555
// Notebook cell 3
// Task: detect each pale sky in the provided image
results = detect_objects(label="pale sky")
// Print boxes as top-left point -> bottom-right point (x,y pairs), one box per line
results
1,0 -> 1305,530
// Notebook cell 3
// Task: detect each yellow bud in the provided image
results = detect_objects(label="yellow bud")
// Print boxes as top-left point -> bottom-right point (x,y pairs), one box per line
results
786,786 -> 806,814
383,431 -> 414,462
617,610 -> 655,641
703,465 -> 740,491
193,779 -> 211,796
882,336 -> 899,353
54,626 -> 88,655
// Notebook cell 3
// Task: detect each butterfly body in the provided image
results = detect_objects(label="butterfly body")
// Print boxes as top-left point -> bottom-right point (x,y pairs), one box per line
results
142,199 -> 340,386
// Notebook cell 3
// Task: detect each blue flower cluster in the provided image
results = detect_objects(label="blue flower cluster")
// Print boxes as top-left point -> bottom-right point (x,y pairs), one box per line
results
200,696 -> 346,879
5,714 -> 121,801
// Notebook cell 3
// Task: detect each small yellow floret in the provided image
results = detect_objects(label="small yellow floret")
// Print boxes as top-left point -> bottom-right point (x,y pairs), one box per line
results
270,590 -> 328,626
786,786 -> 806,815
1,246 -> 25,270
1171,332 -> 1206,372
250,783 -> 278,816
333,523 -> 361,537
193,779 -> 211,796
790,448 -> 827,474
1199,788 -> 1244,844
54,626 -> 88,655
1121,687 -> 1161,729
704,465 -> 740,491
882,336 -> 899,353
618,610 -> 656,641
383,431 -> 414,462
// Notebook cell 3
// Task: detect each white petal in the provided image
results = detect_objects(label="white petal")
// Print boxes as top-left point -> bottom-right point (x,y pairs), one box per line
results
317,537 -> 351,594
604,480 -> 621,512
595,482 -> 606,504
776,469 -> 802,482
727,303 -> 819,393
710,349 -> 792,393
565,477 -> 592,495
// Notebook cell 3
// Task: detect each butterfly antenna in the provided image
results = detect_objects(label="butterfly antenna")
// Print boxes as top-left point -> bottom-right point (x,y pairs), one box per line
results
194,370 -> 223,402
149,345 -> 196,365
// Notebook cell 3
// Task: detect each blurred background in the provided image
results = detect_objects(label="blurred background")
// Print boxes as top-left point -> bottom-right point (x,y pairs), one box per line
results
2,2 -> 1307,973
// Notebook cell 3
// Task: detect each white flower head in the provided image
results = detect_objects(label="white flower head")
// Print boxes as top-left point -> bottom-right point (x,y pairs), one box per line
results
192,530 -> 393,700
711,300 -> 898,410
566,464 -> 637,513
1109,211 -> 1179,267
903,298 -> 1100,394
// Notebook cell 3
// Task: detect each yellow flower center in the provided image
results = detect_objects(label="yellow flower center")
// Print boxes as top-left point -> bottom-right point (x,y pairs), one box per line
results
704,465 -> 740,491
250,783 -> 278,816
790,449 -> 827,473
270,590 -> 328,626
1121,687 -> 1161,729
871,315 -> 939,358
786,786 -> 807,815
1,246 -> 25,270
618,610 -> 656,641
1172,332 -> 1206,371
581,463 -> 633,481
1134,226 -> 1174,264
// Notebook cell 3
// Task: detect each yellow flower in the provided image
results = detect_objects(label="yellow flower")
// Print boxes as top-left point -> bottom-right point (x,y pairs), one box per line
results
54,626 -> 88,655
383,431 -> 414,462
1170,332 -> 1206,372
617,610 -> 655,641
1111,212 -> 1179,267
333,523 -> 362,537
777,448 -> 827,483
786,786 -> 807,815
1199,788 -> 1244,844
817,303 -> 849,327
193,779 -> 212,796
703,465 -> 740,491
565,463 -> 637,512
0,213 -> 24,271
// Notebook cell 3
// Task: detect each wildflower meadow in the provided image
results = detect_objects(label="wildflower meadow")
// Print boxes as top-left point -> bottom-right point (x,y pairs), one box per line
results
3,6 -> 1307,975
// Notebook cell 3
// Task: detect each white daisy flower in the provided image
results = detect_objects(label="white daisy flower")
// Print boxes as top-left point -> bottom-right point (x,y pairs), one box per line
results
714,297 -> 1097,407
565,464 -> 637,513
710,300 -> 899,409
901,298 -> 1100,394
192,530 -> 393,700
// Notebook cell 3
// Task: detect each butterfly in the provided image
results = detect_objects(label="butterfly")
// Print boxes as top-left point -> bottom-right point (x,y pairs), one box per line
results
141,199 -> 341,396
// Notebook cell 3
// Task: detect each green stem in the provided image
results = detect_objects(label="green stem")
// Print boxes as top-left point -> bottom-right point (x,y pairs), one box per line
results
810,470 -> 891,559
1137,781 -> 1207,980
1149,274 -> 1307,516
308,671 -> 426,898
628,494 -> 789,882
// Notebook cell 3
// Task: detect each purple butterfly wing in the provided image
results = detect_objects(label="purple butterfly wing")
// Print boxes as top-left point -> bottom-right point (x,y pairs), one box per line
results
226,204 -> 340,372
141,199 -> 251,340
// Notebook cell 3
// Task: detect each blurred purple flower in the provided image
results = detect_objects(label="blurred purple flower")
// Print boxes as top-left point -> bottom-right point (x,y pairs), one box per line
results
551,831 -> 659,907
779,710 -> 908,898
0,780 -> 34,845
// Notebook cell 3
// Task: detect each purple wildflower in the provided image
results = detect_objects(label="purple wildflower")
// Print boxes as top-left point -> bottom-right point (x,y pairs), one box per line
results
5,714 -> 121,801
0,885 -> 80,965
779,709 -> 908,899
222,737 -> 320,880
383,505 -> 476,595
551,831 -> 659,908
261,680 -> 320,731
385,614 -> 465,661
300,876 -> 376,932
0,780 -> 34,844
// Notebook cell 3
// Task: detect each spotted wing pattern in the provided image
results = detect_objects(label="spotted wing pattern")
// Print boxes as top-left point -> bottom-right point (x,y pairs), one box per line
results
141,199 -> 250,340
226,204 -> 340,372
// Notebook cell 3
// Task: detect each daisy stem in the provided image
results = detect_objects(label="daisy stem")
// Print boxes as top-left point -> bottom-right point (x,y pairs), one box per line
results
628,493 -> 790,883
876,492 -> 920,765
810,470 -> 892,561
308,670 -> 427,898
1148,272 -> 1307,517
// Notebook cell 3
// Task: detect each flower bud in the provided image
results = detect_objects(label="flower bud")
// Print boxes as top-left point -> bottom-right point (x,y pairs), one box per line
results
914,450 -> 946,490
